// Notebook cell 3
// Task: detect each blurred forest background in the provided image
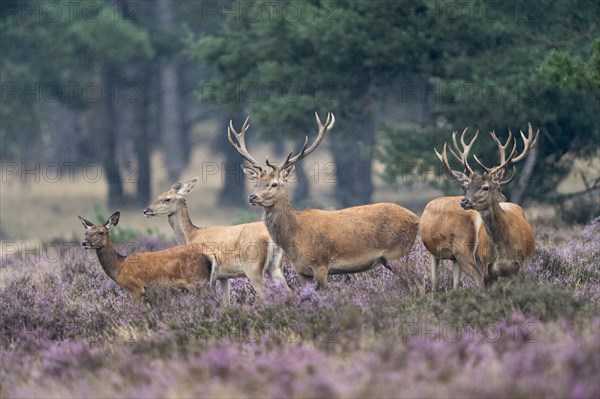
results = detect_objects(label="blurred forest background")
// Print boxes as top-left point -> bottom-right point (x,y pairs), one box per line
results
1,0 -> 599,240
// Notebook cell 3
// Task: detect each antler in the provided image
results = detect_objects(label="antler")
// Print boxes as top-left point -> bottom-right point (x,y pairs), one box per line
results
434,142 -> 470,184
448,128 -> 479,174
434,127 -> 480,183
276,112 -> 335,172
227,116 -> 261,169
474,123 -> 539,177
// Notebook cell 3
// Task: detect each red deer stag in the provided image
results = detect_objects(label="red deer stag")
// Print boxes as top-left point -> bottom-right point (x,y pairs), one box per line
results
79,211 -> 218,302
228,113 -> 419,289
423,124 -> 538,288
143,179 -> 288,304
420,129 -> 506,290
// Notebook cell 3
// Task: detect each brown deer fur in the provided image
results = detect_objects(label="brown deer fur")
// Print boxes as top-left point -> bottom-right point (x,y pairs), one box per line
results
229,113 -> 419,289
420,196 -> 484,289
79,211 -> 217,301
257,178 -> 418,288
143,179 -> 288,303
427,125 -> 538,288
462,173 -> 535,286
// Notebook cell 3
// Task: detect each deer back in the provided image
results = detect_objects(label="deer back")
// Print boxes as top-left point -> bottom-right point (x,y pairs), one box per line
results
289,203 -> 418,268
117,243 -> 213,289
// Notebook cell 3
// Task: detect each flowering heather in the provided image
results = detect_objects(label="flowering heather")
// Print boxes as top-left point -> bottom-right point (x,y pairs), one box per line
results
1,219 -> 599,398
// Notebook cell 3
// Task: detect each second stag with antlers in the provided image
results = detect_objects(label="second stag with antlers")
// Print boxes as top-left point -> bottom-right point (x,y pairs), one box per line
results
423,124 -> 538,288
420,128 -> 507,290
228,112 -> 419,289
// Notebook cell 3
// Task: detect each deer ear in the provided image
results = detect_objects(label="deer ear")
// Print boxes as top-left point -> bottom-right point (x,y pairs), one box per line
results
105,211 -> 120,230
178,178 -> 198,195
241,165 -> 260,183
78,216 -> 94,230
171,181 -> 183,191
281,164 -> 296,182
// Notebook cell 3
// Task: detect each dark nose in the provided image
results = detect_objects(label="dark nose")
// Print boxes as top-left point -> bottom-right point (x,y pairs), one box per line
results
248,194 -> 258,203
81,240 -> 89,247
460,198 -> 470,208
142,208 -> 150,215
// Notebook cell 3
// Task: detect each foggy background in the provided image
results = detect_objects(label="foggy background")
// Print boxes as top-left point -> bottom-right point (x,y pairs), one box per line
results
1,0 -> 598,242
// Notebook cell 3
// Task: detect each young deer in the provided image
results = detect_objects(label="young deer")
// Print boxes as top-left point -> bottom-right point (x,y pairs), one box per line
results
420,129 -> 507,290
228,112 -> 419,289
424,124 -> 538,288
143,179 -> 288,304
79,211 -> 218,302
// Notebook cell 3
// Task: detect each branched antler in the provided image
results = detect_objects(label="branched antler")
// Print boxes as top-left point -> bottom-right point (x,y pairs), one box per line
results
448,128 -> 479,174
277,112 -> 335,172
228,112 -> 336,173
474,123 -> 539,180
227,116 -> 261,168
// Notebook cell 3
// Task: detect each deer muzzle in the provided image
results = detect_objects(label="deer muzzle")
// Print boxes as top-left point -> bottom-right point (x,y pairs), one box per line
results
460,197 -> 473,210
248,194 -> 259,205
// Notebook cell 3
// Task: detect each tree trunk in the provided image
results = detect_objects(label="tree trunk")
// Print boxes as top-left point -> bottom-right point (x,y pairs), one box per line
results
133,63 -> 153,205
45,101 -> 78,163
217,113 -> 247,207
330,98 -> 375,207
158,0 -> 184,181
510,140 -> 538,204
101,69 -> 124,207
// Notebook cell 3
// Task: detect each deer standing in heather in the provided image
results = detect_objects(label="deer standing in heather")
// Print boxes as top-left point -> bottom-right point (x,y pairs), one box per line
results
143,179 -> 288,304
421,129 -> 506,290
79,211 -> 218,302
228,112 -> 419,289
421,124 -> 537,289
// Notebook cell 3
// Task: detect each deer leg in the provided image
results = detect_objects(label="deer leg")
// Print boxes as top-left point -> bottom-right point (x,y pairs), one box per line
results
269,265 -> 291,291
245,262 -> 265,299
313,265 -> 328,290
484,265 -> 497,288
208,255 -> 219,287
452,260 -> 461,290
455,253 -> 485,289
430,255 -> 439,292
124,283 -> 145,304
219,278 -> 231,305
267,251 -> 291,291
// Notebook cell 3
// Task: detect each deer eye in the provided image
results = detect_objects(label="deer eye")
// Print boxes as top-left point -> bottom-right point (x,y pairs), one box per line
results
163,198 -> 171,203
271,182 -> 278,188
482,185 -> 490,191
98,232 -> 104,236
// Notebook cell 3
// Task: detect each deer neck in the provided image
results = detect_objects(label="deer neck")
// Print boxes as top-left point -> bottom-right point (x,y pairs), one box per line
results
95,240 -> 124,282
262,192 -> 299,252
479,201 -> 512,252
167,200 -> 198,244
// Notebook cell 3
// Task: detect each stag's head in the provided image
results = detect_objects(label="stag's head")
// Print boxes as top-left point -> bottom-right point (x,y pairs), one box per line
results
143,179 -> 198,217
79,211 -> 120,249
228,113 -> 335,207
435,124 -> 539,211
